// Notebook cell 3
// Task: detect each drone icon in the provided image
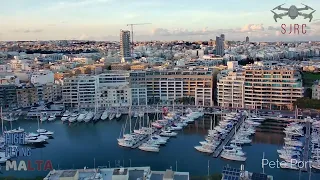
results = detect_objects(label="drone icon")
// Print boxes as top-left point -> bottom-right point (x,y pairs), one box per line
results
271,3 -> 316,22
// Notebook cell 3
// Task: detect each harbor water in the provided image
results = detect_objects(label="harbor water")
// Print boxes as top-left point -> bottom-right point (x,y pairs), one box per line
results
1,115 -> 320,180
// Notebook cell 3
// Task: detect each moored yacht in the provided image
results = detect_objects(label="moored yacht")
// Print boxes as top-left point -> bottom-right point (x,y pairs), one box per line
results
221,151 -> 247,162
61,111 -> 70,122
84,111 -> 94,122
280,162 -> 299,170
40,114 -> 48,122
109,113 -> 115,120
195,145 -> 214,153
26,132 -> 49,140
48,115 -> 56,122
118,139 -> 134,148
138,144 -> 159,152
160,130 -> 177,137
77,111 -> 88,122
36,129 -> 54,137
101,110 -> 109,120
68,113 -> 78,123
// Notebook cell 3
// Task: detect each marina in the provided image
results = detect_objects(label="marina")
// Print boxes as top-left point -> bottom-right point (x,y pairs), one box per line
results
0,114 -> 320,179
212,115 -> 245,158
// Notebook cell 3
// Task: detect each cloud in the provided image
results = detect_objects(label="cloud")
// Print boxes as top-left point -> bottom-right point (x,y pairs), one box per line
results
12,29 -> 43,33
267,26 -> 280,31
49,0 -> 112,10
241,24 -> 264,32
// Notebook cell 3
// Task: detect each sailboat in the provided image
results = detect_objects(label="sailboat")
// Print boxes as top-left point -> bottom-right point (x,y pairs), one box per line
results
36,115 -> 54,137
40,113 -> 48,122
116,108 -> 121,120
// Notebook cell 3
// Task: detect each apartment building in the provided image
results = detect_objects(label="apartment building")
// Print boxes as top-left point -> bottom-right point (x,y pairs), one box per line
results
63,72 -> 130,109
130,68 -> 215,106
98,85 -> 131,107
0,84 -> 17,109
97,72 -> 131,107
312,80 -> 320,100
129,71 -> 148,106
62,75 -> 97,109
217,71 -> 245,108
42,83 -> 62,103
217,66 -> 304,110
16,85 -> 39,108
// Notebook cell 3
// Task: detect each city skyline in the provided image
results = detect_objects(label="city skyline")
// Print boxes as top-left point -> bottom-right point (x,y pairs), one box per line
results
0,0 -> 320,41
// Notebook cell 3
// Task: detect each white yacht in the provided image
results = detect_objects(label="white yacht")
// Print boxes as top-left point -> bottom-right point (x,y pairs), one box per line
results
36,129 -> 54,137
26,132 -> 48,140
221,151 -> 247,162
0,157 -> 8,163
170,124 -> 183,130
160,130 -> 177,137
84,111 -> 94,122
25,137 -> 46,144
247,115 -> 265,122
109,113 -> 115,120
118,139 -> 134,148
48,115 -> 56,121
77,111 -> 88,122
116,112 -> 122,119
68,113 -> 78,123
150,136 -> 167,145
5,127 -> 25,134
40,114 -> 48,122
312,161 -> 320,170
61,111 -> 71,122
285,140 -> 303,147
101,110 -> 109,120
280,162 -> 299,170
139,144 -> 159,152
195,145 -> 214,153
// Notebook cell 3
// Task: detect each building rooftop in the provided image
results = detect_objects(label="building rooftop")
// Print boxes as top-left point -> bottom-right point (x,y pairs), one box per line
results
44,167 -> 189,180
60,170 -> 77,177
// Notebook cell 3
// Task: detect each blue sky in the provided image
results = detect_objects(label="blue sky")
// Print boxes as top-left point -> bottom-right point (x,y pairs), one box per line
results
0,0 -> 320,41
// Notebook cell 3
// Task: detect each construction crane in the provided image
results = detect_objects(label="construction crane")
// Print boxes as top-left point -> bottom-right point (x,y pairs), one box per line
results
127,23 -> 151,54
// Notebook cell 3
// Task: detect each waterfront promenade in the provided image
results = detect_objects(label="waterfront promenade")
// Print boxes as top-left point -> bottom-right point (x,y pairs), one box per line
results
212,115 -> 246,158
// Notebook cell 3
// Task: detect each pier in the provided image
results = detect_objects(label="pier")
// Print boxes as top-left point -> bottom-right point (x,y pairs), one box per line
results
212,115 -> 246,158
301,120 -> 311,172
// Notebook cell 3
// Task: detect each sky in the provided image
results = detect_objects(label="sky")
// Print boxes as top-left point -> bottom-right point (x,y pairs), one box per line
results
0,0 -> 320,41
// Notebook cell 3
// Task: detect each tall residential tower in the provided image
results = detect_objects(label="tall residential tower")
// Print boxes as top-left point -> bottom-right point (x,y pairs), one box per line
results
215,34 -> 225,57
120,30 -> 131,63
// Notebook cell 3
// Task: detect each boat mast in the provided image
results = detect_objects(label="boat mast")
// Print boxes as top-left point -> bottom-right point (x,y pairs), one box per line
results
1,106 -> 3,134
129,106 -> 132,133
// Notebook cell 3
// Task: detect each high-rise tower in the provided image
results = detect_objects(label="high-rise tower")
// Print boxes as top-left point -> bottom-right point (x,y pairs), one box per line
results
120,30 -> 131,63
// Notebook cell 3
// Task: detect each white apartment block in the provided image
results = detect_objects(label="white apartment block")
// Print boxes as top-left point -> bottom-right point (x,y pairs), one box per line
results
97,85 -> 131,107
130,68 -> 214,106
217,71 -> 245,108
31,70 -> 54,85
62,75 -> 98,109
312,80 -> 320,100
63,72 -> 131,109
217,66 -> 304,110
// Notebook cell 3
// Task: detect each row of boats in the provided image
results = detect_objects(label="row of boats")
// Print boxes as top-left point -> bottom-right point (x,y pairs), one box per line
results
60,110 -> 122,123
0,127 -> 54,163
118,109 -> 204,152
195,111 -> 264,162
277,121 -> 306,170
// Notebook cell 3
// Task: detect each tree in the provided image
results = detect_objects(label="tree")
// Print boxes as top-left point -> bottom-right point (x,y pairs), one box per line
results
294,97 -> 320,109
305,88 -> 312,98
84,67 -> 92,74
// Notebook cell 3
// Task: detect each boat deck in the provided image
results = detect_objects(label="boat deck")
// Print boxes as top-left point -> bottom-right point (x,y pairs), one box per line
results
212,115 -> 246,158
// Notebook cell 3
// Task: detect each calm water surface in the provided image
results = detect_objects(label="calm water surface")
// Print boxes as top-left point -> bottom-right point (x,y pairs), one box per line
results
1,115 -> 319,180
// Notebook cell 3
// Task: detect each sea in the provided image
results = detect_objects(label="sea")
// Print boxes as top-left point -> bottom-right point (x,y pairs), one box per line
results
1,114 -> 319,180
